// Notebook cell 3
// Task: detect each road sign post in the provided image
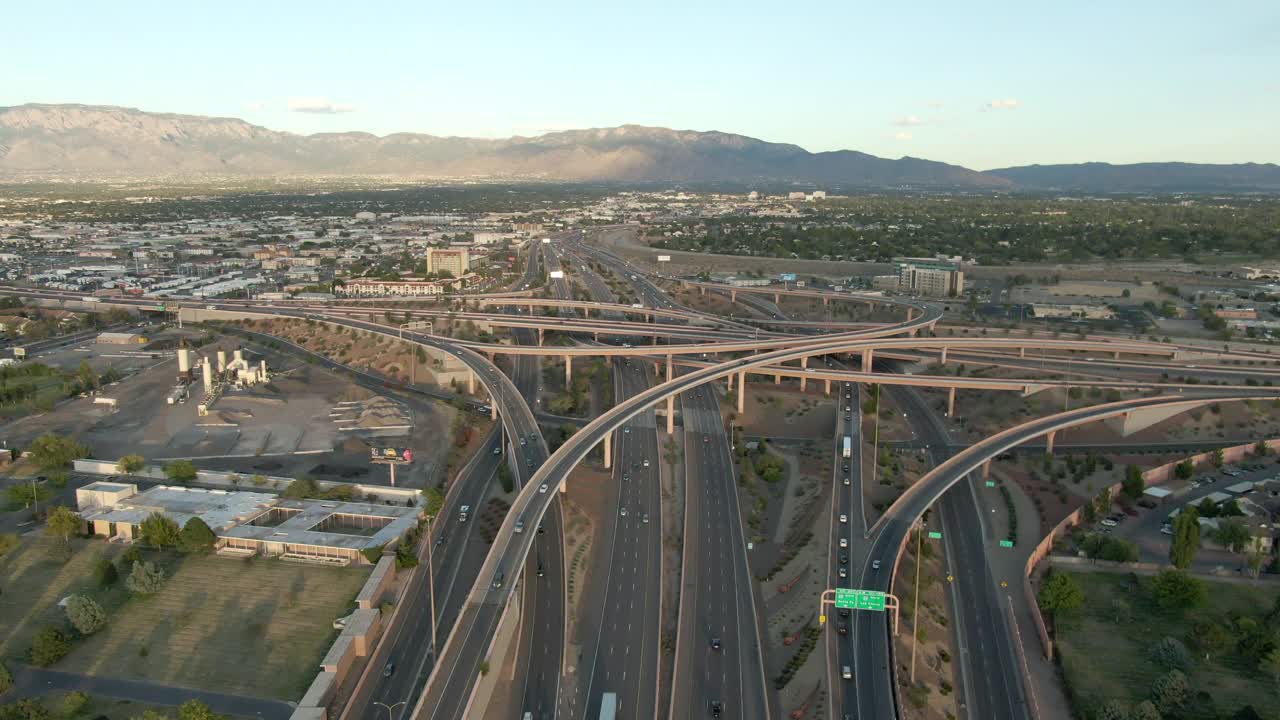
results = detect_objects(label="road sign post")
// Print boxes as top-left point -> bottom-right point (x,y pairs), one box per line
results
927,531 -> 943,540
820,588 -> 900,635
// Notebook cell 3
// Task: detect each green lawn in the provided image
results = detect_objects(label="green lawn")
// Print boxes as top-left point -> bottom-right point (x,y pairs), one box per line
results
1054,570 -> 1279,720
1,536 -> 369,700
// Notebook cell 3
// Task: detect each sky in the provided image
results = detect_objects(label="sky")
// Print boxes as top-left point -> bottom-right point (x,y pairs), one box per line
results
3,0 -> 1277,170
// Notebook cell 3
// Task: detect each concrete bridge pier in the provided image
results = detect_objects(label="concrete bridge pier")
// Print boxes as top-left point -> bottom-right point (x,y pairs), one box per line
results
774,373 -> 781,385
666,396 -> 674,434
861,349 -> 874,370
737,372 -> 746,413
564,356 -> 572,385
824,379 -> 831,396
730,289 -> 737,302
1019,347 -> 1026,358
947,387 -> 956,417
468,371 -> 476,395
603,432 -> 612,469
940,347 -> 948,365
537,328 -> 544,346
774,292 -> 781,304
1045,430 -> 1057,454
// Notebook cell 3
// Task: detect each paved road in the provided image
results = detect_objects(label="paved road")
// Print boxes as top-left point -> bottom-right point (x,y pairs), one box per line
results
11,666 -> 293,720
670,379 -> 769,720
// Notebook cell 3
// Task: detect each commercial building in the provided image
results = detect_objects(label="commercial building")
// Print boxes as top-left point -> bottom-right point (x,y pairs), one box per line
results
1029,303 -> 1116,320
336,279 -> 452,297
1214,307 -> 1258,321
76,482 -> 420,566
425,247 -> 470,277
96,331 -> 147,345
893,257 -> 964,297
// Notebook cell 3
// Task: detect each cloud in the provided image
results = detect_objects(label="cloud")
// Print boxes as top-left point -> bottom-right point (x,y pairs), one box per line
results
893,131 -> 913,141
892,115 -> 923,127
287,96 -> 356,114
982,98 -> 1020,111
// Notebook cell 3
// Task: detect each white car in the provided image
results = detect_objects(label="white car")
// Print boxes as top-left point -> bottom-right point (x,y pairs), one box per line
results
839,514 -> 848,524
642,459 -> 650,467
839,538 -> 848,548
872,559 -> 881,571
1100,518 -> 1118,528
539,482 -> 549,494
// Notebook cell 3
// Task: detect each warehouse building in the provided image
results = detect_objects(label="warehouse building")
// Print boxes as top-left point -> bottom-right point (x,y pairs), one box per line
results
96,331 -> 147,345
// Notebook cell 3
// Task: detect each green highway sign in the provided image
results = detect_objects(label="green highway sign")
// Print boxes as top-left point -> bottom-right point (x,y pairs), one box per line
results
999,539 -> 1015,548
835,588 -> 886,612
927,531 -> 943,540
984,480 -> 996,487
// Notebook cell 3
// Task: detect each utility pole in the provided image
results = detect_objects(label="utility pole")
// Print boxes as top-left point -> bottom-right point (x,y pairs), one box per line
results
910,519 -> 923,681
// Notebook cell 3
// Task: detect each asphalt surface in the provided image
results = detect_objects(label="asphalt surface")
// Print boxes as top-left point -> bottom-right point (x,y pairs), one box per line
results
671,379 -> 769,720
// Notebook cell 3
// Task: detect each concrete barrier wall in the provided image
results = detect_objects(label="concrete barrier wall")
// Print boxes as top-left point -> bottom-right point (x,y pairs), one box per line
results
1022,436 -> 1280,659
355,557 -> 396,609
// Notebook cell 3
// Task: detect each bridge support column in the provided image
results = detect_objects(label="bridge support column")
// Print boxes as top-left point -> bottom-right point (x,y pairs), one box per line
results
940,347 -> 948,365
907,307 -> 914,322
823,296 -> 829,306
730,289 -> 737,302
862,349 -> 874,370
537,328 -> 544,346
605,355 -> 612,367
982,459 -> 992,479
491,401 -> 499,421
824,379 -> 831,395
947,387 -> 956,417
594,332 -> 599,342
565,355 -> 572,385
603,432 -> 612,469
666,355 -> 673,382
1113,350 -> 1121,360
738,372 -> 746,413
727,372 -> 734,391
799,357 -> 808,391
1019,347 -> 1026,359
468,371 -> 476,395
774,373 -> 781,385
666,396 -> 674,434
1045,430 -> 1057,454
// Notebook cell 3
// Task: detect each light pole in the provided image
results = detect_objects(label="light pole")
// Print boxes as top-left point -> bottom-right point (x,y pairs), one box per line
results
909,518 -> 923,682
373,700 -> 407,720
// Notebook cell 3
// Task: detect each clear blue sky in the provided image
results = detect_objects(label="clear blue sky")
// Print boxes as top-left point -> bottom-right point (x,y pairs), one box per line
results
4,0 -> 1277,169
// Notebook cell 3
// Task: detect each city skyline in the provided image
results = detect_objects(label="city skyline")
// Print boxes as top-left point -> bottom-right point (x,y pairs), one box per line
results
3,0 -> 1277,169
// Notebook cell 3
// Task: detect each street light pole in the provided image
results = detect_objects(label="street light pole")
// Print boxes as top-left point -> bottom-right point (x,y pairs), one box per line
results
910,519 -> 923,682
373,700 -> 407,720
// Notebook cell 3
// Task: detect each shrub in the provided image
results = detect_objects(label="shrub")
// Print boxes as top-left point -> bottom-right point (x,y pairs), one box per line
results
1149,636 -> 1193,670
0,662 -> 11,693
94,556 -> 118,587
126,560 -> 166,595
117,454 -> 146,474
178,517 -> 216,554
138,513 -> 181,549
164,460 -> 197,483
64,594 -> 107,635
30,626 -> 71,667
59,691 -> 89,718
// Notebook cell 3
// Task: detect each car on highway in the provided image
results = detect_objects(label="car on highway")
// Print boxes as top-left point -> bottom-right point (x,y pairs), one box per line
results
842,464 -> 849,472
514,519 -> 525,534
839,538 -> 848,548
710,637 -> 721,650
642,512 -> 649,524
520,437 -> 527,445
492,571 -> 504,589
703,435 -> 709,443
383,662 -> 395,677
493,446 -> 501,455
842,665 -> 852,680
710,701 -> 723,717
872,559 -> 882,571
643,459 -> 650,467
620,507 -> 627,517
839,513 -> 847,524
843,475 -> 850,486
839,552 -> 848,565
837,622 -> 848,636
838,567 -> 847,579
539,482 -> 549,493
459,505 -> 470,523
622,472 -> 630,482
623,426 -> 630,434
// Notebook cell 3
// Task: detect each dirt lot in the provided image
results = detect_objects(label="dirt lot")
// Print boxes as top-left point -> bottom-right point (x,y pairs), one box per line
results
893,532 -> 961,720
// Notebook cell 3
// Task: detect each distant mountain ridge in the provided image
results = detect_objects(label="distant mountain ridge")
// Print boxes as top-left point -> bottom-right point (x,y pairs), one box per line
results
1,103 -> 1277,192
985,162 -> 1280,192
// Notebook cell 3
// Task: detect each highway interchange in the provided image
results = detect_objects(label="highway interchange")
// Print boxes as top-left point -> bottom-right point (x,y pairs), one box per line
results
7,235 -> 1280,720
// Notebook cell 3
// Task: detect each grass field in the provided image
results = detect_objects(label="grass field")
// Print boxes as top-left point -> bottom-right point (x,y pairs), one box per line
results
1055,570 -> 1279,720
0,536 -> 368,701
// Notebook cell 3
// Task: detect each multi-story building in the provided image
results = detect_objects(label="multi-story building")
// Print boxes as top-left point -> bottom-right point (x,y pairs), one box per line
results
426,247 -> 470,277
337,279 -> 451,297
893,257 -> 964,297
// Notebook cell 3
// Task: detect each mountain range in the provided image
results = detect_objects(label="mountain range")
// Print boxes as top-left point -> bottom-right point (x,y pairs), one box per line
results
1,103 -> 1277,192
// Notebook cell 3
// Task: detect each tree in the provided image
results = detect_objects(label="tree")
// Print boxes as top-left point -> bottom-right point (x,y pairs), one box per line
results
1037,571 -> 1084,618
1210,519 -> 1252,555
1262,648 -> 1280,685
1187,618 -> 1231,661
1169,507 -> 1200,569
29,626 -> 71,667
0,662 -> 10,694
1150,669 -> 1188,713
64,594 -> 107,635
421,487 -> 444,519
125,560 -> 166,595
1254,440 -> 1271,457
282,476 -> 320,499
177,700 -> 223,720
1174,460 -> 1194,480
117,454 -> 145,474
94,556 -> 118,587
26,434 -> 89,472
164,460 -> 197,484
0,698 -> 52,720
1149,636 -> 1192,670
1094,700 -> 1129,720
59,691 -> 89,719
178,517 -> 216,554
138,512 -> 180,549
1121,465 -> 1145,500
1093,487 -> 1113,518
44,506 -> 80,561
1211,448 -> 1225,467
1129,700 -> 1161,720
1151,569 -> 1205,611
